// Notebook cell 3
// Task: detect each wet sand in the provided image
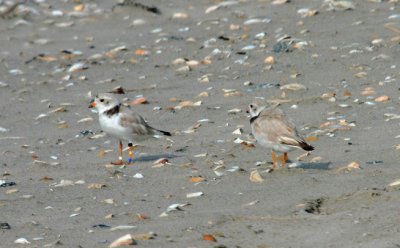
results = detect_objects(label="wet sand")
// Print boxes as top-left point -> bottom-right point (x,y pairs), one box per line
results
1,0 -> 400,247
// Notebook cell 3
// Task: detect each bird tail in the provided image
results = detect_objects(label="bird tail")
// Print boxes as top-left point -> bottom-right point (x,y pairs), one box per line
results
154,128 -> 171,136
300,141 -> 314,151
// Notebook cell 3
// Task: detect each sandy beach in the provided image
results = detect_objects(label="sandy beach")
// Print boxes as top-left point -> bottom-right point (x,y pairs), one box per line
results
1,0 -> 400,247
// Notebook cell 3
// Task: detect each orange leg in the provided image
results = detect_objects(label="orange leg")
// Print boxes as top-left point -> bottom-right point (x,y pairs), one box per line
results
128,143 -> 134,164
271,151 -> 278,169
281,152 -> 288,168
111,141 -> 125,165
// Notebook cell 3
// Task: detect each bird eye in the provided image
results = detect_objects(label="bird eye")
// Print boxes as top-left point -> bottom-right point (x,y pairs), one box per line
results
100,99 -> 104,102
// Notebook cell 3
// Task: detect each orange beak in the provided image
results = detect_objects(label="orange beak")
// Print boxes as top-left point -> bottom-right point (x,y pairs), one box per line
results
89,99 -> 96,108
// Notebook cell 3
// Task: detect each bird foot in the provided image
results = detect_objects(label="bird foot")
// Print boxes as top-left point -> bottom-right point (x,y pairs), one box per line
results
111,160 -> 127,165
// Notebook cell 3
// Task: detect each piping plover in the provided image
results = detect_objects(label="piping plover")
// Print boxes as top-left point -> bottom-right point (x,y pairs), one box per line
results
248,103 -> 314,168
89,93 -> 171,165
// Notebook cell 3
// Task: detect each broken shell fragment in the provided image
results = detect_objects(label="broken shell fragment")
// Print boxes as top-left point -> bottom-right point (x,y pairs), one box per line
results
389,179 -> 400,187
280,83 -> 307,91
272,0 -> 289,4
374,95 -> 390,102
68,62 -> 88,73
336,161 -> 361,173
264,56 -> 275,64
186,192 -> 204,198
14,238 -> 30,244
190,176 -> 206,183
172,12 -> 189,19
197,91 -> 209,98
109,234 -> 137,248
88,183 -> 107,189
174,101 -> 201,110
130,97 -> 148,105
361,87 -> 376,96
232,128 -> 243,135
228,108 -> 242,114
153,158 -> 170,167
203,234 -> 217,242
250,170 -> 264,183
328,0 -> 355,11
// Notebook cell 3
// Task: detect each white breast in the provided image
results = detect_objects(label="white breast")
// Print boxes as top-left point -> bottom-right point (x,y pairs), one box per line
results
99,113 -> 131,141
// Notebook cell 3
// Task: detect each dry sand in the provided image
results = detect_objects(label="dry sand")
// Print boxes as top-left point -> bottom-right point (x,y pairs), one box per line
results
1,0 -> 400,247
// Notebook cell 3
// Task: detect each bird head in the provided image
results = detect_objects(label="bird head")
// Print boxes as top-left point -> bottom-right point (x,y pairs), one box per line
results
89,93 -> 120,113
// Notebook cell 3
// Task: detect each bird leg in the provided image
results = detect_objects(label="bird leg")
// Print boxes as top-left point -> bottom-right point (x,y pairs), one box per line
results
128,142 -> 134,164
111,141 -> 125,165
281,152 -> 288,168
271,151 -> 278,169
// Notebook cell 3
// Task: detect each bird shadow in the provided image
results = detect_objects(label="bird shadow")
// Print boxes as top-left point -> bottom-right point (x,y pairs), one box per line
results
130,153 -> 180,162
291,162 -> 332,170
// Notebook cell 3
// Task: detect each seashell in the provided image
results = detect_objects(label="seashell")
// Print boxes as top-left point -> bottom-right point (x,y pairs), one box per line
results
14,238 -> 30,244
280,83 -> 307,91
228,108 -> 242,114
243,18 -> 271,25
55,21 -> 74,28
186,60 -> 200,67
68,62 -> 87,73
133,173 -> 143,179
131,19 -> 146,26
172,58 -> 186,65
328,0 -> 355,11
89,133 -> 106,139
131,232 -> 155,240
264,56 -> 275,64
272,0 -> 289,4
203,234 -> 217,242
361,87 -> 375,96
389,179 -> 400,187
48,107 -> 66,114
198,75 -> 210,83
190,176 -> 206,183
354,72 -> 367,78
205,1 -> 238,14
310,156 -> 323,163
230,24 -> 240,30
109,234 -> 137,248
172,12 -> 189,19
103,198 -> 115,204
37,55 -> 57,62
250,170 -> 264,183
174,101 -> 201,110
54,179 -> 74,187
135,49 -> 150,55
194,153 -> 207,158
88,183 -> 106,189
224,91 -> 242,97
347,161 -> 361,169
77,117 -> 93,123
186,192 -> 204,198
298,8 -> 318,17
176,65 -> 191,73
374,95 -> 390,102
130,97 -> 148,105
110,225 -> 137,231
74,4 -> 85,12
153,158 -> 170,167
197,91 -> 209,98
6,188 -> 18,194
296,152 -> 311,161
